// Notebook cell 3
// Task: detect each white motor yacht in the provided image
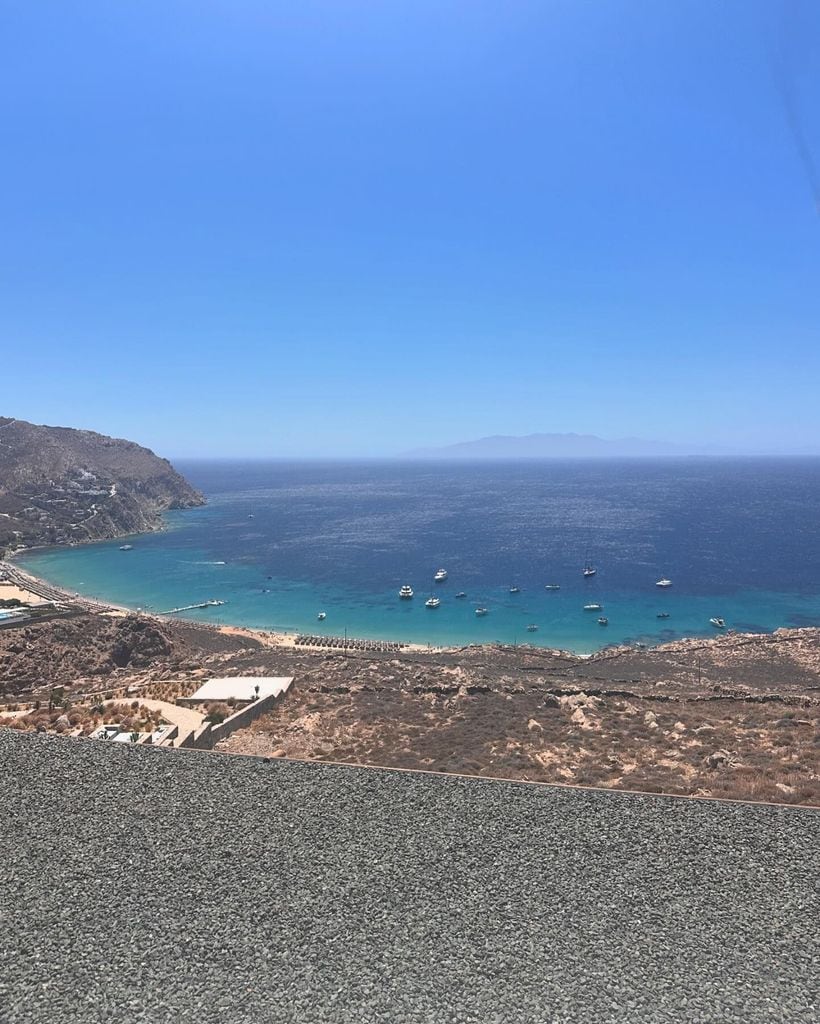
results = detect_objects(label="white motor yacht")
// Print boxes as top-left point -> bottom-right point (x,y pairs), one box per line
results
709,617 -> 726,628
317,612 -> 326,621
425,596 -> 441,608
399,585 -> 414,600
475,607 -> 488,616
583,603 -> 603,611
433,569 -> 448,582
656,578 -> 672,588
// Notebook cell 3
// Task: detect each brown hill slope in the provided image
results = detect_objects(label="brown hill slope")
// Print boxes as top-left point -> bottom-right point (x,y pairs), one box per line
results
0,417 -> 203,551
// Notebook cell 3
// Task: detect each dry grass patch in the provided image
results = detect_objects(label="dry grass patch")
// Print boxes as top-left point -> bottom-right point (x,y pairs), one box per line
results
218,684 -> 819,805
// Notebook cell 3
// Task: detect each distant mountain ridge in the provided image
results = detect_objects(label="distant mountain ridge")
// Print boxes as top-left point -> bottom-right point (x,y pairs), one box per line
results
0,417 -> 204,552
403,433 -> 700,459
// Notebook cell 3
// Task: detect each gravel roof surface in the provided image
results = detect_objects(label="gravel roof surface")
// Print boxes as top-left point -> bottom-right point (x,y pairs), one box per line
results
1,731 -> 818,1024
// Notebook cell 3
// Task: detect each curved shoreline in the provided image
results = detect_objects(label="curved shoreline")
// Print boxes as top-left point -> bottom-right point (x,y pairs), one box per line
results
0,557 -> 451,655
7,553 -> 820,664
9,507 -> 820,658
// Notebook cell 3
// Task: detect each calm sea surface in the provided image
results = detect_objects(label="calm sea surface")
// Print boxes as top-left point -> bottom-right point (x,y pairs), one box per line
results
17,459 -> 820,654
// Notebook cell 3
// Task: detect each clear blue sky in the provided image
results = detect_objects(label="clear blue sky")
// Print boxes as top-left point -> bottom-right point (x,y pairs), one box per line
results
2,1 -> 819,456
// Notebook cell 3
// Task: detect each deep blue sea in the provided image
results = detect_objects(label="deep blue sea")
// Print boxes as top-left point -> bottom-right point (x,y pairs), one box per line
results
17,459 -> 820,654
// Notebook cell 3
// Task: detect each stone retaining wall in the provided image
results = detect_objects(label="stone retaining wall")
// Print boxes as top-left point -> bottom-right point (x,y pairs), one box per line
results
177,691 -> 281,750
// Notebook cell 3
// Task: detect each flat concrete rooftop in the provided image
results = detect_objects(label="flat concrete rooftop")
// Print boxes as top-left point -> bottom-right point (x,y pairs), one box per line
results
1,731 -> 817,1024
178,675 -> 293,704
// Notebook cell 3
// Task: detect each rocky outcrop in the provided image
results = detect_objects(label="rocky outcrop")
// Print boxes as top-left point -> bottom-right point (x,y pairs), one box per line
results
0,417 -> 204,551
0,615 -> 190,693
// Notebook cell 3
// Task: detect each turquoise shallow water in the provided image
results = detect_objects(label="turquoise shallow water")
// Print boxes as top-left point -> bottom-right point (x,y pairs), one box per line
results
17,459 -> 820,654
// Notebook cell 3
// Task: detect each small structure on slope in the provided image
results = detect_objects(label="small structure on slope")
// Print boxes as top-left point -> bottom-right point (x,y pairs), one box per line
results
177,676 -> 293,707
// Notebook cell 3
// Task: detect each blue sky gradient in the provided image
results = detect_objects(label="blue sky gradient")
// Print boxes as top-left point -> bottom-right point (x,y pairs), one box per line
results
2,1 -> 819,456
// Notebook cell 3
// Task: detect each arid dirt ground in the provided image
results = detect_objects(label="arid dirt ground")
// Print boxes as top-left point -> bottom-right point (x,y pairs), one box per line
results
2,612 -> 818,804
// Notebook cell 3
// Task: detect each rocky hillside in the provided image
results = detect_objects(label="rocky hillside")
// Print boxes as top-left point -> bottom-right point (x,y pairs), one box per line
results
0,417 -> 204,551
0,613 -> 259,695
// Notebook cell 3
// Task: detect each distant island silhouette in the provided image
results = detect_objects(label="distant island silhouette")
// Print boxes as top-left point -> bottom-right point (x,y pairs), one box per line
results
402,432 -> 711,459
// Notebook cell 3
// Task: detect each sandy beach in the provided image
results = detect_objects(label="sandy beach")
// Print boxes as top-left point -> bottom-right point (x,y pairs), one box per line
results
2,558 -> 471,655
0,582 -> 42,605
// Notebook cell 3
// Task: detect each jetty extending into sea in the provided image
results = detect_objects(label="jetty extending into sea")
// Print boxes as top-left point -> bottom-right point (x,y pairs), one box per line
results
159,599 -> 226,615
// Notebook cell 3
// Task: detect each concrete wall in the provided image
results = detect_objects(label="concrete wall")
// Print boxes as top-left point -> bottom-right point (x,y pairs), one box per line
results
179,722 -> 216,750
153,724 -> 179,747
210,691 -> 279,744
177,691 -> 281,750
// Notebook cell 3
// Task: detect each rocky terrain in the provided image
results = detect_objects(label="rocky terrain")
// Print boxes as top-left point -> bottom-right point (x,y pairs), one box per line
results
1,610 -> 818,804
0,416 -> 203,551
0,613 -> 257,697
215,630 -> 820,804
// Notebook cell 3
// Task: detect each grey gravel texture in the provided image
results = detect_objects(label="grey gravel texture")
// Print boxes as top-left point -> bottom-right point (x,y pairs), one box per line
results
1,731 -> 818,1024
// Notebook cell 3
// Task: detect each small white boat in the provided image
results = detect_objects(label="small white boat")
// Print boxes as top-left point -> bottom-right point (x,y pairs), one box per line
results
657,612 -> 670,619
399,585 -> 414,600
656,578 -> 672,588
433,569 -> 448,582
425,596 -> 440,608
582,561 -> 597,577
583,603 -> 602,611
544,584 -> 561,591
598,616 -> 608,626
317,612 -> 326,621
710,617 -> 726,629
526,624 -> 538,632
455,591 -> 467,599
248,514 -> 255,519
119,544 -> 133,551
475,607 -> 488,616
509,585 -> 521,594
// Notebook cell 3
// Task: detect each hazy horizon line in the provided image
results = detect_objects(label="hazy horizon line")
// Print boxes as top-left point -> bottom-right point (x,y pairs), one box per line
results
167,451 -> 820,462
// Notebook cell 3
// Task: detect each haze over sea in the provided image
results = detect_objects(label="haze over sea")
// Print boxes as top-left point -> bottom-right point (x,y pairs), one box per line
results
18,459 -> 820,654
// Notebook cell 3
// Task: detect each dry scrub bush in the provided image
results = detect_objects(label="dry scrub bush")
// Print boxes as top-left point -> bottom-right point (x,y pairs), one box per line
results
204,702 -> 231,724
